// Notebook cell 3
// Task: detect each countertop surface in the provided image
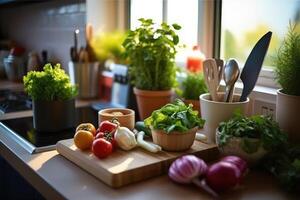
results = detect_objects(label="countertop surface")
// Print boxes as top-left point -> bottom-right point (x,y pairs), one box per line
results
0,109 -> 296,200
0,80 -> 296,200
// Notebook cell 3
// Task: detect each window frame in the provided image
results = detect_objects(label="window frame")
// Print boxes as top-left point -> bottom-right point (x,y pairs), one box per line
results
214,0 -> 278,89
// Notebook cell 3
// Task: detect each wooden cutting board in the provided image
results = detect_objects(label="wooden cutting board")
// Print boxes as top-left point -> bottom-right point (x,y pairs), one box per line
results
56,139 -> 218,188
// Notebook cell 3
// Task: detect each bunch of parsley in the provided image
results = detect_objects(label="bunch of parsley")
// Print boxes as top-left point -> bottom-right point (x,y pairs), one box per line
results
218,113 -> 287,153
144,99 -> 205,133
23,63 -> 78,101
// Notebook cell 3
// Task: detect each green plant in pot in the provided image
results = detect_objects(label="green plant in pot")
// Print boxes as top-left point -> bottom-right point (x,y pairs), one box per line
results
23,63 -> 78,132
216,113 -> 287,164
274,23 -> 300,143
145,99 -> 205,151
176,72 -> 208,116
122,18 -> 181,119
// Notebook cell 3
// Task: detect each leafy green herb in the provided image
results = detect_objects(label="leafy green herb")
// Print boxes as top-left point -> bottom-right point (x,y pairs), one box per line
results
274,23 -> 300,96
23,63 -> 78,101
176,72 -> 208,100
122,18 -> 181,90
261,144 -> 300,192
144,99 -> 205,133
218,113 -> 287,153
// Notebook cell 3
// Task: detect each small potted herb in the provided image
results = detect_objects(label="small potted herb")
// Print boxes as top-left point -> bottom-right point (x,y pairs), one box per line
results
23,63 -> 78,132
216,113 -> 287,163
145,99 -> 205,151
274,23 -> 300,142
122,18 -> 181,119
176,72 -> 207,115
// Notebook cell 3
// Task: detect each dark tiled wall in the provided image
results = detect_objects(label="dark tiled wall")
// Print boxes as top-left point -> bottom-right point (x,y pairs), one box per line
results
0,0 -> 86,71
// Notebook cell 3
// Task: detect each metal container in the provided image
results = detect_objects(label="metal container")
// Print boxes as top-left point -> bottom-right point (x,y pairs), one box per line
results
3,55 -> 26,82
68,61 -> 100,99
0,50 -> 10,78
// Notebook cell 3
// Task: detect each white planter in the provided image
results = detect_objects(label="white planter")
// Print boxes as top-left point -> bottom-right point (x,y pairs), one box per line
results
276,89 -> 300,143
200,93 -> 249,144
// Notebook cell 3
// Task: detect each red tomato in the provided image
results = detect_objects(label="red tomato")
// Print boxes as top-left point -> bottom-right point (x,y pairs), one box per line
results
92,138 -> 113,159
95,131 -> 117,150
98,120 -> 118,134
104,132 -> 117,150
95,132 -> 105,139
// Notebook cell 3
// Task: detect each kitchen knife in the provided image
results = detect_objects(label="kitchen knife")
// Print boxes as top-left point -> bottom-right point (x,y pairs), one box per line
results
240,31 -> 272,102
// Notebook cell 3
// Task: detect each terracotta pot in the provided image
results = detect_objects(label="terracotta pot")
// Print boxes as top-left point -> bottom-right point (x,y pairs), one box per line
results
133,87 -> 173,120
98,108 -> 135,130
184,99 -> 201,116
276,89 -> 300,143
151,127 -> 198,151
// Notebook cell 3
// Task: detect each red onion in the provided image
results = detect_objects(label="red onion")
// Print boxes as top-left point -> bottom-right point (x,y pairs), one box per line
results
221,156 -> 248,176
168,155 -> 219,198
168,155 -> 207,184
206,161 -> 241,192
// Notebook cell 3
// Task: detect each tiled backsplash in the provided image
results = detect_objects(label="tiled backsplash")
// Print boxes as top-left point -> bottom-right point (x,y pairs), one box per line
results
0,0 -> 86,71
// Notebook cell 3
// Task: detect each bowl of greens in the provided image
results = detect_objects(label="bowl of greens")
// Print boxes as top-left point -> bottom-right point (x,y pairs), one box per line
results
216,113 -> 287,164
145,99 -> 205,151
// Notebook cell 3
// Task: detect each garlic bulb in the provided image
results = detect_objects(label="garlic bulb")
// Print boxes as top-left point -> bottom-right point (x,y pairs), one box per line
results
114,126 -> 137,150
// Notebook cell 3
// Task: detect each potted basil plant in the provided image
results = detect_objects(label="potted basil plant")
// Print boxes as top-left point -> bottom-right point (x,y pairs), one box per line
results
274,23 -> 300,142
176,72 -> 208,116
122,18 -> 181,119
23,63 -> 78,132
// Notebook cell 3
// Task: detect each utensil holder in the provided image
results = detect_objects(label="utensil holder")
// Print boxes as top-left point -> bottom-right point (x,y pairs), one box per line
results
68,61 -> 100,99
200,93 -> 249,143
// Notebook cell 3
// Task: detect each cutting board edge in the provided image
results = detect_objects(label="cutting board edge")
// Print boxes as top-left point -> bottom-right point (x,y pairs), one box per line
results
56,141 -> 114,186
56,140 -> 219,188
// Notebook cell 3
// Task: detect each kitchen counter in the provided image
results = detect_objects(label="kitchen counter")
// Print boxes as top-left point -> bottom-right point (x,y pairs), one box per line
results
0,94 -> 296,199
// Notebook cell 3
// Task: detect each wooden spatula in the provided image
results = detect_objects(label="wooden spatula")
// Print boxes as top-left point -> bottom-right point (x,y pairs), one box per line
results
203,59 -> 220,101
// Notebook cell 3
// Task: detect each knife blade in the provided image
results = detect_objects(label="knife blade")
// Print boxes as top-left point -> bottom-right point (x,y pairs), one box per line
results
240,31 -> 272,102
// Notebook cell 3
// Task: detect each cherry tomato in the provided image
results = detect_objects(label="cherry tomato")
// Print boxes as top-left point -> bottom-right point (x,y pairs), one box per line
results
95,131 -> 117,150
76,123 -> 96,136
95,131 -> 105,139
92,138 -> 113,159
98,120 -> 118,135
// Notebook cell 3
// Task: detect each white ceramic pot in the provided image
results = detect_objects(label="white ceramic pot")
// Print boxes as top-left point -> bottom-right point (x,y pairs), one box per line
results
200,93 -> 249,143
216,129 -> 267,164
276,89 -> 300,143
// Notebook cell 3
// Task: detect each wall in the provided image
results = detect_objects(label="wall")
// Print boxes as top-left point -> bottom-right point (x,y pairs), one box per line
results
0,0 -> 86,71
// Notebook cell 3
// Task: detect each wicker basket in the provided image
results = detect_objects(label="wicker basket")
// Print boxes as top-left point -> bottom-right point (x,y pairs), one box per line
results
151,127 -> 198,151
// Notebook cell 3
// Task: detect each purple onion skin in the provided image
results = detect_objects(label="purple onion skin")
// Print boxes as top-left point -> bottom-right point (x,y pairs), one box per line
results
221,156 -> 248,176
168,155 -> 207,184
206,161 -> 241,192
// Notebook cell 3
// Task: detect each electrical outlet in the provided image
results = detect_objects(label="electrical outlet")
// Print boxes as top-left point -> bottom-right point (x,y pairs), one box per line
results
253,99 -> 276,118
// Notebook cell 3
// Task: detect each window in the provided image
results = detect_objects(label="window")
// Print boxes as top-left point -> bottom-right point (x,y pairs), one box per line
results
130,0 -> 163,29
129,0 -> 299,87
220,0 -> 300,87
130,0 -> 202,63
